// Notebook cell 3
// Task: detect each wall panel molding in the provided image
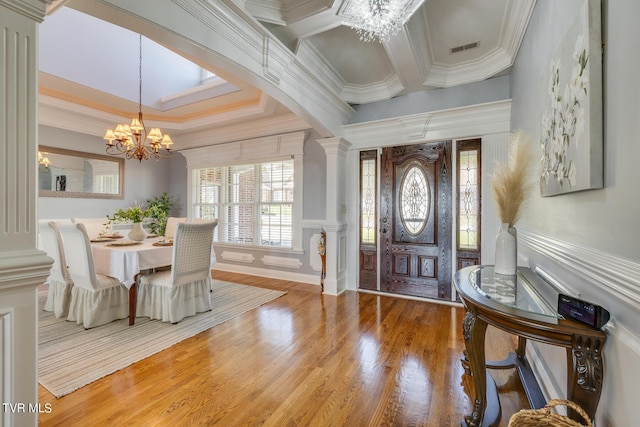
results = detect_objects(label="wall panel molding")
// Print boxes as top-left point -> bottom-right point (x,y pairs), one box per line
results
261,255 -> 303,269
519,229 -> 640,306
213,262 -> 319,286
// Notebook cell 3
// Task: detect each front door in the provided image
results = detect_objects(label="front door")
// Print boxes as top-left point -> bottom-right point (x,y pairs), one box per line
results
379,141 -> 453,300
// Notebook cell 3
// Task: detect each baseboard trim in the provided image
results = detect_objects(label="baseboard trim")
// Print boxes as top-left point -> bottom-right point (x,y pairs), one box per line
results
526,344 -> 565,414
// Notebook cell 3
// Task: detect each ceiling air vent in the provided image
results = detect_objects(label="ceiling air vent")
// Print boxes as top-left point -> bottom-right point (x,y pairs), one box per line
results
450,41 -> 479,54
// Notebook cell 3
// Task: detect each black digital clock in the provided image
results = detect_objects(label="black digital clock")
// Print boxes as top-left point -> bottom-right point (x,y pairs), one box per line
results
557,294 -> 610,329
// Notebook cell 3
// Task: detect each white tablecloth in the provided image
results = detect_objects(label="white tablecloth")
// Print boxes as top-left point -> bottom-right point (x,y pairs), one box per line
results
91,238 -> 173,288
91,237 -> 217,288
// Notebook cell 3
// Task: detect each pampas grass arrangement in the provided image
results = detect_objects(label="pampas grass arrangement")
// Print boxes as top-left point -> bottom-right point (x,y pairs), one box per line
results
491,131 -> 534,227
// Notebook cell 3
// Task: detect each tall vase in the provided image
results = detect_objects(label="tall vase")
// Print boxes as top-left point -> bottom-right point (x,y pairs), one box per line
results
494,223 -> 517,275
128,222 -> 147,242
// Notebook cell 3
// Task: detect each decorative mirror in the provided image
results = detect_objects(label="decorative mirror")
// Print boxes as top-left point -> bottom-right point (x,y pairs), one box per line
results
38,146 -> 124,199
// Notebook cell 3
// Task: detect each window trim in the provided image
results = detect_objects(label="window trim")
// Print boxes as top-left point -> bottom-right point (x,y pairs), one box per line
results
181,131 -> 306,252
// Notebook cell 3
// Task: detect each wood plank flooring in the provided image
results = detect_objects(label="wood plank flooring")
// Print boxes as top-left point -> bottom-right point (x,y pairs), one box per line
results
38,272 -> 529,426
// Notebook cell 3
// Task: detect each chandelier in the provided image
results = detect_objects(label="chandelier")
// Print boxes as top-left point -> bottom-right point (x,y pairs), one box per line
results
349,0 -> 418,43
103,35 -> 173,162
38,150 -> 50,172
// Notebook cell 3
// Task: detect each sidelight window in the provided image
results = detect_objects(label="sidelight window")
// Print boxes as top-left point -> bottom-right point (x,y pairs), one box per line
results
457,142 -> 481,251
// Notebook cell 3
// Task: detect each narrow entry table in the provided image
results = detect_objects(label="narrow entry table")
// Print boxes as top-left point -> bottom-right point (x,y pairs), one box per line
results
453,265 -> 606,427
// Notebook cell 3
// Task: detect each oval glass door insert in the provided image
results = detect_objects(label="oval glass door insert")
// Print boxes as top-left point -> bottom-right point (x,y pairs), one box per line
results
400,165 -> 430,235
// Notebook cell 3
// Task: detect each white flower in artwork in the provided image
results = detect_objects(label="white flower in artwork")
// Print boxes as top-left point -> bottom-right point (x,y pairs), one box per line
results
568,162 -> 577,186
540,35 -> 589,189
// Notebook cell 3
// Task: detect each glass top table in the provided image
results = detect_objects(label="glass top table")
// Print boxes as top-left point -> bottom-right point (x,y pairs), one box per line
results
467,265 -> 558,320
453,265 -> 607,427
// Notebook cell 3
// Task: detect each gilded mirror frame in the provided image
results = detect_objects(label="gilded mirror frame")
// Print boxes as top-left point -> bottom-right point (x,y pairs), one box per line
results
38,146 -> 125,199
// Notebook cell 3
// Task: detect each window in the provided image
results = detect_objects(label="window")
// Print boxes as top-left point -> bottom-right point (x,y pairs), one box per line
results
360,151 -> 377,245
457,140 -> 481,251
193,159 -> 294,248
93,174 -> 119,194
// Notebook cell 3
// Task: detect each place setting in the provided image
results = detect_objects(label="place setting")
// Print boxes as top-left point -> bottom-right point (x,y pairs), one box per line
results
90,232 -> 124,243
106,240 -> 143,247
152,238 -> 173,247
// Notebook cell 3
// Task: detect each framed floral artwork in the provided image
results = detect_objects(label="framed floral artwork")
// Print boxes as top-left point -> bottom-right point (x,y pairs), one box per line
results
540,0 -> 603,196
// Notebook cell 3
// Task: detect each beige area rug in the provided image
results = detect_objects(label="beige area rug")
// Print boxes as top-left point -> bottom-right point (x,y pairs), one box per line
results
38,280 -> 286,398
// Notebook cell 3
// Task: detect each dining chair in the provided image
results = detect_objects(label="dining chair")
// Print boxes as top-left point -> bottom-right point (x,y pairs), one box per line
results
55,223 -> 129,329
136,221 -> 217,324
39,220 -> 74,318
163,217 -> 188,239
71,217 -> 112,240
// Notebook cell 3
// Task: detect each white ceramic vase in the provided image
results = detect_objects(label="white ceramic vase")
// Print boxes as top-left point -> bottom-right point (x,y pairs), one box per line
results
494,223 -> 517,275
128,222 -> 147,241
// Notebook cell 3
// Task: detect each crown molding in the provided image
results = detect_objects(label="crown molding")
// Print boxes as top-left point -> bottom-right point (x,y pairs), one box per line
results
412,0 -> 536,88
343,99 -> 511,148
176,113 -> 309,150
38,92 -> 302,137
0,0 -> 50,21
341,74 -> 405,104
296,40 -> 345,95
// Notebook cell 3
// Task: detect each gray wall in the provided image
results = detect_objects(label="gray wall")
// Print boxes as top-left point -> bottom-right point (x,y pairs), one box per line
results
303,130 -> 327,220
168,151 -> 188,217
38,125 -> 171,220
348,74 -> 511,124
512,0 -> 640,260
511,0 -> 640,424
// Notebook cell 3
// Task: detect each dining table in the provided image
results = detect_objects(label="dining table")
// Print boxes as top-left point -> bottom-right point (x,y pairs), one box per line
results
91,235 -> 174,325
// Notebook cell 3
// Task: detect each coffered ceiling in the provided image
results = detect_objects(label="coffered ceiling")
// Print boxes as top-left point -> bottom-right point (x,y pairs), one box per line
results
40,0 -> 535,145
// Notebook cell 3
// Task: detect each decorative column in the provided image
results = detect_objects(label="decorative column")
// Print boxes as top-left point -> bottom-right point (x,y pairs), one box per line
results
0,1 -> 53,425
317,137 -> 351,295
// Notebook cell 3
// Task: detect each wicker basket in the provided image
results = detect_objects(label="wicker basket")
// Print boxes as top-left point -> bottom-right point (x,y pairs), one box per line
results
508,399 -> 592,427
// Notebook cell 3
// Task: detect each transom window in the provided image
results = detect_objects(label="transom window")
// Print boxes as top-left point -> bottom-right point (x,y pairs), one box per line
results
192,159 -> 294,248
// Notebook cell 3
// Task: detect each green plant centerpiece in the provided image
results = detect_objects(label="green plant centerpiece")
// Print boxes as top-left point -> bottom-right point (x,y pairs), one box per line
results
106,203 -> 149,241
106,204 -> 148,224
145,192 -> 174,236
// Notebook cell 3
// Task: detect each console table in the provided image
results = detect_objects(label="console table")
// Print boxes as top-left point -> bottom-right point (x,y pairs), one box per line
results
453,265 -> 606,427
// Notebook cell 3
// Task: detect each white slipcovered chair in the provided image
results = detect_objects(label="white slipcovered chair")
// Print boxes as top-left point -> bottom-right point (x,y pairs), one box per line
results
71,217 -> 111,240
163,217 -> 188,239
55,223 -> 129,329
39,220 -> 74,318
136,221 -> 217,324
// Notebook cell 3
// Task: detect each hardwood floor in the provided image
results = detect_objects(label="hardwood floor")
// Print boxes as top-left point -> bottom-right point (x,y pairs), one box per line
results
38,271 -> 529,426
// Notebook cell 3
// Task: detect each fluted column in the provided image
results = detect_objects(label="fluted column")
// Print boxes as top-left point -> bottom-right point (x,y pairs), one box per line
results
0,1 -> 53,425
317,137 -> 351,295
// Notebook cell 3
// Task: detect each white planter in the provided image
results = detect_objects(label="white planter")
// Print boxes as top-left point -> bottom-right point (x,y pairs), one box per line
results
494,223 -> 517,275
128,222 -> 147,241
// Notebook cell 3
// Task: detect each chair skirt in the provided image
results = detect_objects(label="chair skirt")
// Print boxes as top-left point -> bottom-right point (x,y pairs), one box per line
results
136,272 -> 212,324
43,278 -> 73,318
66,276 -> 129,329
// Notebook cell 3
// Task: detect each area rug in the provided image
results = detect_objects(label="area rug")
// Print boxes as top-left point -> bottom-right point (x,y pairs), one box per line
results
38,280 -> 286,398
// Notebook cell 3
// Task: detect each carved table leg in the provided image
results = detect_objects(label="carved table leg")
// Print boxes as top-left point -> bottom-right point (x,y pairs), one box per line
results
567,334 -> 605,422
462,310 -> 489,427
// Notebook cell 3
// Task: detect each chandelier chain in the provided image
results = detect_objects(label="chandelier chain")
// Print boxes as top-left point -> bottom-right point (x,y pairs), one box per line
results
102,34 -> 173,162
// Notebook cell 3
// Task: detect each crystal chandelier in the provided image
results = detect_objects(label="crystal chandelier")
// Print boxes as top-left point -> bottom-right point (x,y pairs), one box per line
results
350,0 -> 418,43
103,35 -> 173,162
